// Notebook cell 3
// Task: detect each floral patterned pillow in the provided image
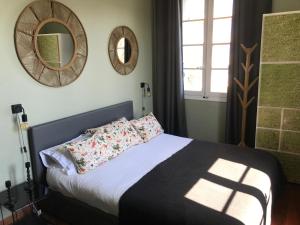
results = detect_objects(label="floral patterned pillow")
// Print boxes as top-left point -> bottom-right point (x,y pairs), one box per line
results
130,112 -> 164,142
65,135 -> 111,174
85,117 -> 128,135
92,118 -> 143,153
67,118 -> 144,174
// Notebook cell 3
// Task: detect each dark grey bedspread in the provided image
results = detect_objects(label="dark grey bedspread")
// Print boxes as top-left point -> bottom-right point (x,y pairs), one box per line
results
119,140 -> 284,225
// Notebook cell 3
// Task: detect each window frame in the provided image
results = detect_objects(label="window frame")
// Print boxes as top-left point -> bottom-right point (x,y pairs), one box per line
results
182,0 -> 232,102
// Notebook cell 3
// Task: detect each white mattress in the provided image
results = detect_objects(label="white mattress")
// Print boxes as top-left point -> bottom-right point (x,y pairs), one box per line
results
46,133 -> 192,216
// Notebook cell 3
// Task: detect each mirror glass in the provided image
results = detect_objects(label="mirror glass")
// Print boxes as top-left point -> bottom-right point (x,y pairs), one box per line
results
37,22 -> 74,68
117,37 -> 131,64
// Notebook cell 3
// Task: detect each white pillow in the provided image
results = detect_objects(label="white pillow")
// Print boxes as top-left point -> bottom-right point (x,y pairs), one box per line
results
39,134 -> 89,175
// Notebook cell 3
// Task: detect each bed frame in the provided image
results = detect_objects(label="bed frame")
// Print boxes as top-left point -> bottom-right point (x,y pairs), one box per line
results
28,101 -> 134,225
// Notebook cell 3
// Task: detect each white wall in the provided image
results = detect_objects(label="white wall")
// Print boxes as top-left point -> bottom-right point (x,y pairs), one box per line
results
273,0 -> 300,12
0,0 -> 152,191
186,100 -> 226,142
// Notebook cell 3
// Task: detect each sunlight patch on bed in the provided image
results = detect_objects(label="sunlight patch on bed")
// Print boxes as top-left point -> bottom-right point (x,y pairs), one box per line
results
208,158 -> 248,182
225,190 -> 264,225
185,179 -> 265,225
265,192 -> 273,225
242,168 -> 271,200
185,179 -> 233,211
208,158 -> 272,200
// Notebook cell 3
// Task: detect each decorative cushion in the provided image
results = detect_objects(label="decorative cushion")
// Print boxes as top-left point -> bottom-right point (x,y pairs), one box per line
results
39,134 -> 89,175
67,118 -> 144,174
92,118 -> 144,152
85,117 -> 128,135
130,112 -> 164,142
65,135 -> 111,174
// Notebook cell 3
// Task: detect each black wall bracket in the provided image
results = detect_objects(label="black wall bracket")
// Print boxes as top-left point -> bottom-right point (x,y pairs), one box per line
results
11,104 -> 23,114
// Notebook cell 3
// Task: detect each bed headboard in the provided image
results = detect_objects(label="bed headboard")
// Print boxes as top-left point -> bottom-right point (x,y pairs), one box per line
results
28,101 -> 133,195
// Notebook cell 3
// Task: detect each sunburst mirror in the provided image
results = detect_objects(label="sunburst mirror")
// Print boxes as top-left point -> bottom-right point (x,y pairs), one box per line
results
108,26 -> 138,75
15,0 -> 88,87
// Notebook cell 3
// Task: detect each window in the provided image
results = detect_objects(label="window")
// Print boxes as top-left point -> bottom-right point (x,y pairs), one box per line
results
182,0 -> 233,102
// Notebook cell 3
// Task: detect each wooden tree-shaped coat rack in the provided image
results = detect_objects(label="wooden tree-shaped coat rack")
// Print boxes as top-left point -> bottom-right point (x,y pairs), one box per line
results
234,44 -> 259,148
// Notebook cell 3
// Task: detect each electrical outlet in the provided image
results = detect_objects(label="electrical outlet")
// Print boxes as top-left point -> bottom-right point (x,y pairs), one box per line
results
20,122 -> 28,129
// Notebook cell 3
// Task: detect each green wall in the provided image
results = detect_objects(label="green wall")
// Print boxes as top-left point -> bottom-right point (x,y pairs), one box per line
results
256,11 -> 300,183
0,0 -> 152,191
185,0 -> 300,144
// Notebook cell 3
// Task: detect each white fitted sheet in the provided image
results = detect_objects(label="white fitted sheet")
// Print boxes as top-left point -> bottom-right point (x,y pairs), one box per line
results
46,133 -> 192,216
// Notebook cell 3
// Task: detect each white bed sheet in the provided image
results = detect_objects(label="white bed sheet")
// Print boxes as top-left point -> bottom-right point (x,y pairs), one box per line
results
46,133 -> 192,216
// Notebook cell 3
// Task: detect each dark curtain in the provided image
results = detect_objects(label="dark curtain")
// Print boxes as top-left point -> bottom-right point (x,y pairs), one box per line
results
152,0 -> 187,137
225,0 -> 272,147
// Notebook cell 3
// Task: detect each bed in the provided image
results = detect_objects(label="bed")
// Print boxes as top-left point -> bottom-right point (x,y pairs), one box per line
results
28,101 -> 284,225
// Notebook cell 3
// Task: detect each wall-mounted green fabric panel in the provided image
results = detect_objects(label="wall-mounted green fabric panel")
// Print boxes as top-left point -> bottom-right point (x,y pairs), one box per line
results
256,129 -> 280,150
283,109 -> 300,131
37,35 -> 60,68
281,131 -> 300,154
257,107 -> 281,129
262,13 -> 300,62
259,64 -> 300,108
257,11 -> 300,184
268,150 -> 300,184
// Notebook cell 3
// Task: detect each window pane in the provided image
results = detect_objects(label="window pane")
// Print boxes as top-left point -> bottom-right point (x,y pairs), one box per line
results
212,44 -> 230,68
184,69 -> 202,91
183,46 -> 203,68
211,70 -> 228,93
183,21 -> 204,45
213,0 -> 233,18
212,18 -> 232,43
183,0 -> 205,20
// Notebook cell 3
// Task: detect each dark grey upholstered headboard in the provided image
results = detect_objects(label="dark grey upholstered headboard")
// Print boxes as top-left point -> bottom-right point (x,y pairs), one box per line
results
28,101 -> 133,194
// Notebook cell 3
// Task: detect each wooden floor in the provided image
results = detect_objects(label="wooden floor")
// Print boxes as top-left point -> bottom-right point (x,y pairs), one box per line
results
271,183 -> 300,225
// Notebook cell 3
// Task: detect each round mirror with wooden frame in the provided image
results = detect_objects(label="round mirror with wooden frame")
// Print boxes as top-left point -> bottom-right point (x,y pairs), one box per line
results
15,0 -> 88,87
108,26 -> 138,75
